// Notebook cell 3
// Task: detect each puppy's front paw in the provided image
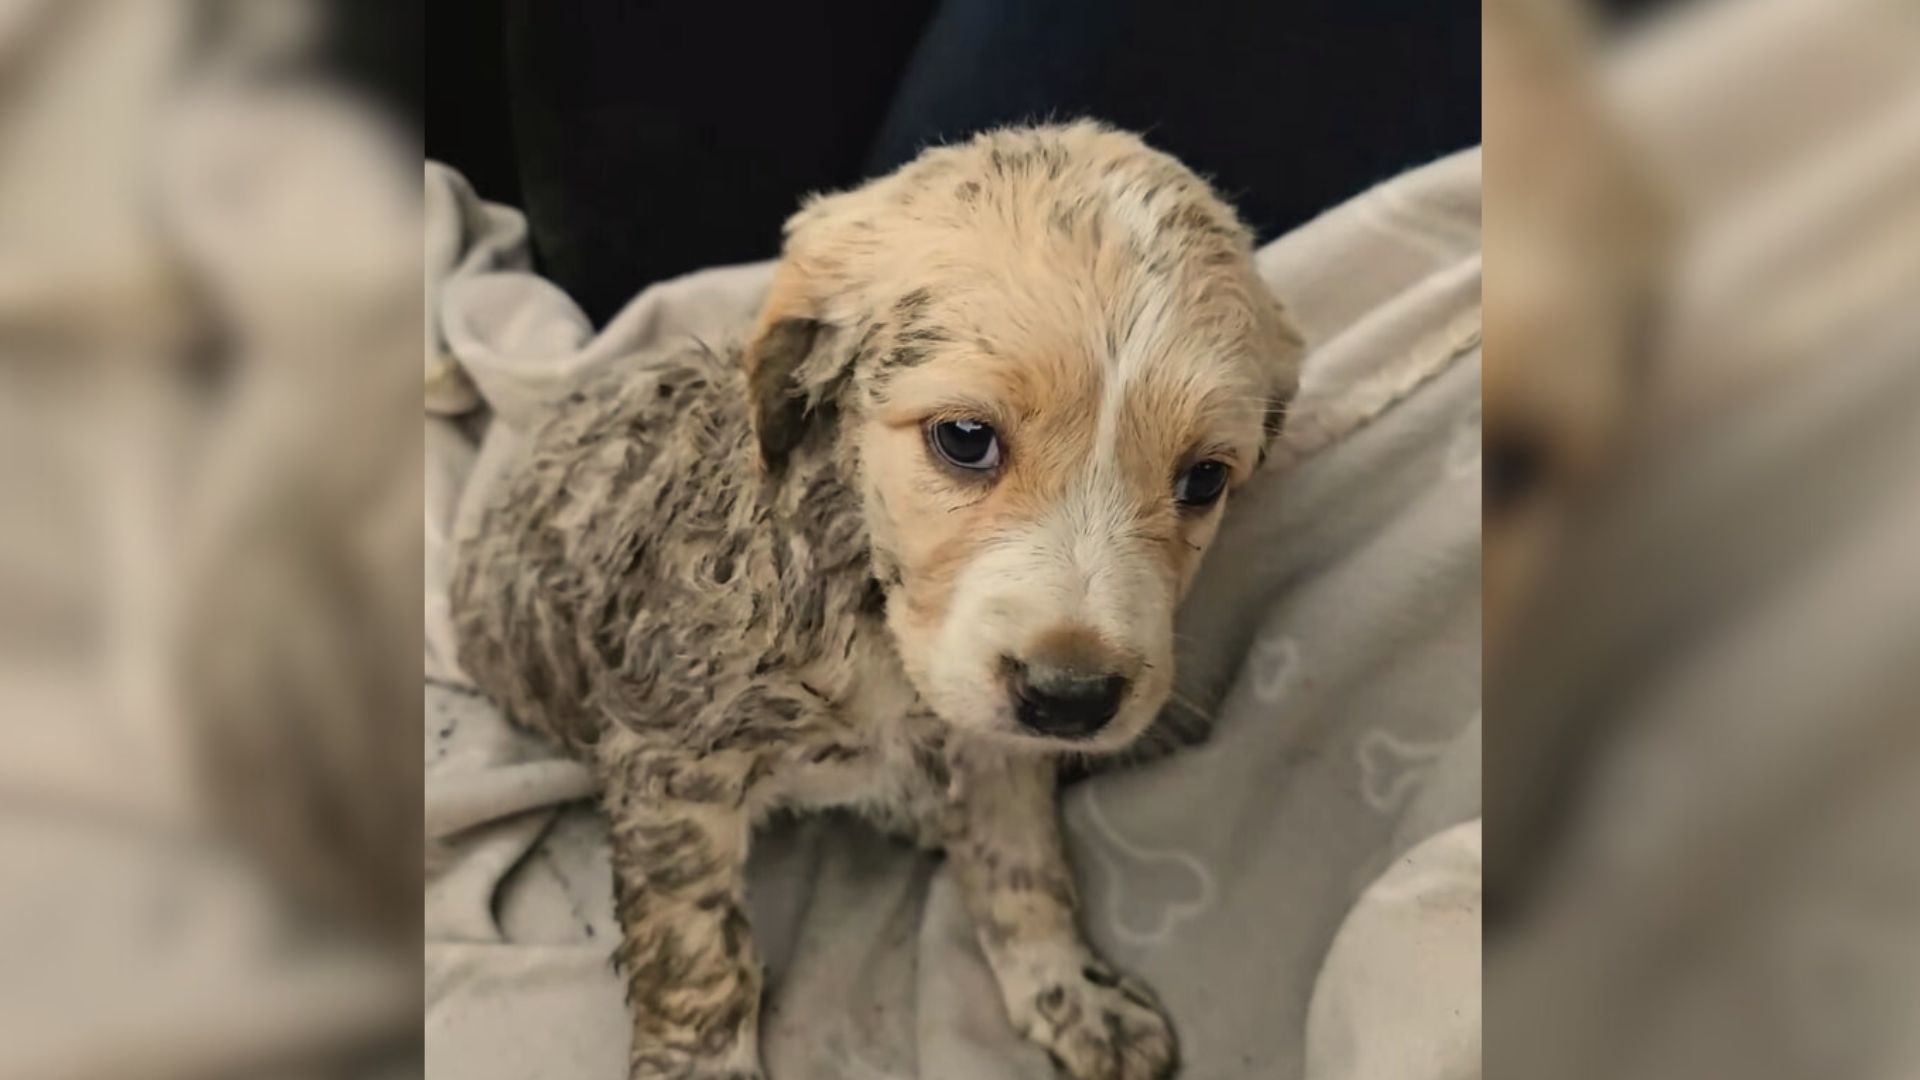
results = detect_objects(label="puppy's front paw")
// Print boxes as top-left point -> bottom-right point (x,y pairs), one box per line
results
1016,960 -> 1178,1080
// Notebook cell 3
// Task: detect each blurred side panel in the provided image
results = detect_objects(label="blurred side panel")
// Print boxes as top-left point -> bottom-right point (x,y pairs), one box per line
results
1485,0 -> 1920,1077
0,2 -> 422,1077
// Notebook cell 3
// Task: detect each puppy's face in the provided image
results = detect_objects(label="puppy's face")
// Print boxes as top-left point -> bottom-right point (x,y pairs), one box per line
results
748,125 -> 1301,752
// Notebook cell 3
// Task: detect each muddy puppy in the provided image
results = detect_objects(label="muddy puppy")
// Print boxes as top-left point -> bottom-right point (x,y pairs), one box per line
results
451,122 -> 1302,1080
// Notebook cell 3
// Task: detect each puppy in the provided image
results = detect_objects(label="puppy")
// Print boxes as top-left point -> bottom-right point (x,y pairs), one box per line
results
451,122 -> 1302,1080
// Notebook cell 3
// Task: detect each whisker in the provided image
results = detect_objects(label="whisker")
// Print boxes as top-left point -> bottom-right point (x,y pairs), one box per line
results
1160,690 -> 1212,722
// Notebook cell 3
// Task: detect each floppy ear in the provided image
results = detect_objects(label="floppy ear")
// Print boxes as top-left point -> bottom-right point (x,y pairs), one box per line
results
743,187 -> 884,472
1256,293 -> 1308,465
744,262 -> 830,473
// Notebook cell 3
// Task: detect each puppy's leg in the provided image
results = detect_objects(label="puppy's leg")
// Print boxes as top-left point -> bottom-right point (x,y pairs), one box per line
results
601,744 -> 763,1080
950,749 -> 1177,1080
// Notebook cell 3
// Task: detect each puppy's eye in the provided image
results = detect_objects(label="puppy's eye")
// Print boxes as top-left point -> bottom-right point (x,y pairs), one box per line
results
928,419 -> 1002,471
1175,461 -> 1229,509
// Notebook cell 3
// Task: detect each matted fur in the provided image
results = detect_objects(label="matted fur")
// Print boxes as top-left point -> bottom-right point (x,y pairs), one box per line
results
451,122 -> 1302,1080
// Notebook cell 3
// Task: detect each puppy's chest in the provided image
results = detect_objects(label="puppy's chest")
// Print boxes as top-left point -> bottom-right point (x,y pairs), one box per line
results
748,641 -> 951,841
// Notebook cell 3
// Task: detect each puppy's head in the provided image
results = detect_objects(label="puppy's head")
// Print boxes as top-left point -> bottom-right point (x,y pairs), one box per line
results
745,123 -> 1302,753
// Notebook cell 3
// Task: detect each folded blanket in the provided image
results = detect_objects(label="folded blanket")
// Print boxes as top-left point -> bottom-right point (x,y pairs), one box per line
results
424,149 -> 1483,1080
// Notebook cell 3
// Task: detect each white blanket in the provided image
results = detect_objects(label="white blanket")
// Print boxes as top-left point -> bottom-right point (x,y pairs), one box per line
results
424,150 -> 1483,1080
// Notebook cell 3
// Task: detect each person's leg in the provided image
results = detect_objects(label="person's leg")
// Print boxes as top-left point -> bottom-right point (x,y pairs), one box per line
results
425,0 -> 516,205
500,0 -> 937,326
864,0 -> 1481,243
458,0 -> 1479,322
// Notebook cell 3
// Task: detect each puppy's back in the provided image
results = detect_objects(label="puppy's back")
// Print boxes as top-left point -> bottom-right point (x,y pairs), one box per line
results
449,339 -> 760,754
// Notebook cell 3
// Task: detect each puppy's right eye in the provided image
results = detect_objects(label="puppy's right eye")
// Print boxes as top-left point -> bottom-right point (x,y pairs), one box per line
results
928,419 -> 1002,471
1174,460 -> 1229,510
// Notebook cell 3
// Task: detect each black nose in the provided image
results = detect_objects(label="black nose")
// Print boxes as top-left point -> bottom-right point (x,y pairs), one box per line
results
1006,659 -> 1129,738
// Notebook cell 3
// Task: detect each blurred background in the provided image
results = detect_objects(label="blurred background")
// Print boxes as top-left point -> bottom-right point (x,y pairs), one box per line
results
425,0 -> 1480,325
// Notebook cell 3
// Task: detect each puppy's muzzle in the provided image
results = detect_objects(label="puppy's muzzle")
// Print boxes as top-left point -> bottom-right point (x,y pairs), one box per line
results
1002,656 -> 1129,739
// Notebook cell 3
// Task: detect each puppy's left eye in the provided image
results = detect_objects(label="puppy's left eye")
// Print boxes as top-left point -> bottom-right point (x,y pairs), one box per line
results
929,419 -> 1002,471
1175,461 -> 1229,509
